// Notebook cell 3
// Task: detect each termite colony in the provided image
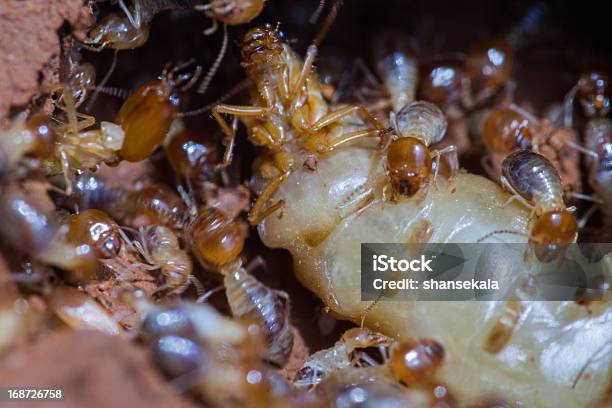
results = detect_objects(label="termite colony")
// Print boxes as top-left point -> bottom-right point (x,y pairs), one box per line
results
0,1 -> 610,407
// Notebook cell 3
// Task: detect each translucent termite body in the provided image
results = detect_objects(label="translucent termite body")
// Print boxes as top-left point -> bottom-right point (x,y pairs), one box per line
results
139,225 -> 193,294
85,0 -> 264,50
371,32 -> 419,113
0,185 -> 97,281
564,71 -> 610,126
45,88 -> 125,194
218,259 -> 294,367
294,328 -> 393,389
583,118 -> 612,226
68,172 -> 186,229
385,101 -> 457,198
501,149 -> 577,245
0,112 -> 56,178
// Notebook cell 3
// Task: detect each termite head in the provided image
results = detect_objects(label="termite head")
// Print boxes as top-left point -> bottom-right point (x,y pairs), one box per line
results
530,209 -> 577,245
85,13 -> 150,50
578,72 -> 610,117
466,39 -> 514,93
420,59 -> 467,106
66,209 -> 122,259
189,208 -> 247,268
390,338 -> 445,386
483,108 -> 534,154
240,24 -> 284,67
207,0 -> 265,26
25,113 -> 57,159
386,137 -> 432,198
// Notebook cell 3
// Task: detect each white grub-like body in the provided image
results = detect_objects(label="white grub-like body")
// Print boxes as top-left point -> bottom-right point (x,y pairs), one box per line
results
256,144 -> 612,407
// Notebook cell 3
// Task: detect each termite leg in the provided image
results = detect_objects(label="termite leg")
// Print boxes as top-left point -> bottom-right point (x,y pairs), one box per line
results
249,199 -> 285,225
245,255 -> 267,274
499,175 -> 534,211
290,44 -> 318,99
431,145 -> 458,186
509,103 -> 540,125
310,104 -> 385,133
248,171 -> 291,225
204,16 -> 218,36
119,0 -> 143,29
326,129 -> 380,151
211,104 -> 269,167
563,83 -> 579,128
564,140 -> 599,161
59,148 -> 73,196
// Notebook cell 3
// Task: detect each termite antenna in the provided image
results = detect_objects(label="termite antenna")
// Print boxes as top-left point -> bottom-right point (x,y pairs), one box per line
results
179,78 -> 252,117
197,24 -> 228,94
90,86 -> 131,100
196,284 -> 224,303
309,0 -> 326,24
360,295 -> 381,329
313,0 -> 343,47
476,229 -> 530,243
85,49 -> 119,112
506,1 -> 549,48
563,82 -> 580,128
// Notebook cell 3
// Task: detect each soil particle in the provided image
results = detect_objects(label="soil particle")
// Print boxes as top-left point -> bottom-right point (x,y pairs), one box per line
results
0,330 -> 198,408
0,0 -> 93,120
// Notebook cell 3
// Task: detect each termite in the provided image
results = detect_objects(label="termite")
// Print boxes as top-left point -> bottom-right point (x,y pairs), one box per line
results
480,105 -> 581,197
0,184 -> 97,282
0,112 -> 56,179
485,150 -> 578,249
420,2 -> 548,112
206,259 -> 294,367
564,71 -> 610,127
136,225 -> 194,295
580,118 -> 612,228
45,85 -> 125,194
385,101 -> 457,199
211,22 -> 386,224
563,72 -> 612,229
115,61 -> 202,162
294,327 -> 394,389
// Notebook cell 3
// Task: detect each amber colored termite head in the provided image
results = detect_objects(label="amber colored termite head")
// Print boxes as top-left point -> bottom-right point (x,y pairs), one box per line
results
482,108 -> 534,154
26,113 -> 56,159
189,208 -> 247,268
390,339 -> 445,386
240,24 -> 285,67
207,0 -> 265,26
86,12 -> 150,50
165,129 -> 218,183
387,137 -> 432,198
466,39 -> 513,93
578,72 -> 611,117
116,79 -> 179,162
530,210 -> 577,245
67,209 -> 122,259
419,60 -> 467,106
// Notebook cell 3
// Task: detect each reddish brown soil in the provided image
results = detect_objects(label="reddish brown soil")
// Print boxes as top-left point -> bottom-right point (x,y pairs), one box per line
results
0,330 -> 198,408
0,0 -> 93,121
